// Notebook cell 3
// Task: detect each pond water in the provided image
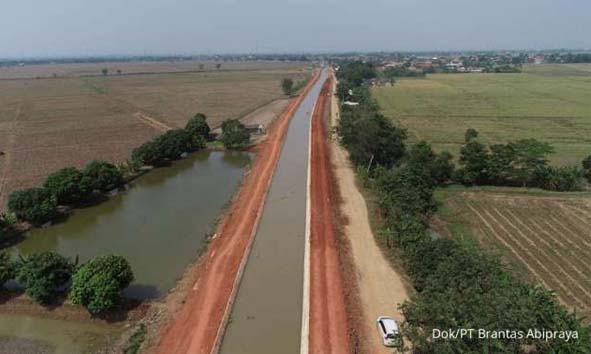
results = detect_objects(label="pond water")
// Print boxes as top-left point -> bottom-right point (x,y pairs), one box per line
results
14,150 -> 251,299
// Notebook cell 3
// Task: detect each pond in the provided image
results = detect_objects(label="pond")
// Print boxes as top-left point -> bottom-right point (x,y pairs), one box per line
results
14,150 -> 251,299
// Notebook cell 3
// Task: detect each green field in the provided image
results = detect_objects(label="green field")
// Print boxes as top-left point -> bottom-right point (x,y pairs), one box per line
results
372,64 -> 591,165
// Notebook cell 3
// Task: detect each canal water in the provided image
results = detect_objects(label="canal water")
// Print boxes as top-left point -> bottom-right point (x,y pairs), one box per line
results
219,69 -> 327,354
14,150 -> 251,299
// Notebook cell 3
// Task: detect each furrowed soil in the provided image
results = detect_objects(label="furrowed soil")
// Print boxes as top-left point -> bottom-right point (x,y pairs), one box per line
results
0,62 -> 310,210
435,186 -> 591,320
148,70 -> 320,354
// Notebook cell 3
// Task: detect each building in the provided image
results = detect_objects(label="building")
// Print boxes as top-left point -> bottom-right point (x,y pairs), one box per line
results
244,123 -> 265,135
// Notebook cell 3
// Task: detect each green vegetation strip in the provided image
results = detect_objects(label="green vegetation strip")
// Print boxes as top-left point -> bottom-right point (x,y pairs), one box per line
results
334,60 -> 591,353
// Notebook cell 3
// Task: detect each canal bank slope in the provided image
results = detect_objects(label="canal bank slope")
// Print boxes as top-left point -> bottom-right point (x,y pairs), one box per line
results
328,72 -> 410,353
306,77 -> 352,354
151,70 -> 321,354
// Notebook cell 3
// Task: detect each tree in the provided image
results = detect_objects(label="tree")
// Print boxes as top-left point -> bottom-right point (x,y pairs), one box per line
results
185,113 -> 211,141
508,139 -> 554,186
16,252 -> 73,304
339,110 -> 406,169
457,140 -> 490,185
70,255 -> 134,314
221,119 -> 250,150
198,63 -> 204,70
83,161 -> 124,192
0,252 -> 15,287
216,63 -> 222,70
132,129 -> 203,166
101,68 -> 108,76
44,167 -> 93,205
281,78 -> 294,96
464,128 -> 479,142
7,188 -> 58,225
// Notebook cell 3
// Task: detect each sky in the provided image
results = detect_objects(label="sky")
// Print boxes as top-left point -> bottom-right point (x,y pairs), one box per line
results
1,0 -> 590,58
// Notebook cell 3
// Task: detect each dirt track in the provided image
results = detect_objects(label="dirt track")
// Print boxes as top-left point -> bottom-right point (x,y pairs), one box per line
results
329,73 -> 410,353
153,70 -> 320,354
308,77 -> 352,354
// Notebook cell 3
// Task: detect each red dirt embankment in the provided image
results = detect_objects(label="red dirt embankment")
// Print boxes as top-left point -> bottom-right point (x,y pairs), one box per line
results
154,70 -> 320,354
308,77 -> 352,354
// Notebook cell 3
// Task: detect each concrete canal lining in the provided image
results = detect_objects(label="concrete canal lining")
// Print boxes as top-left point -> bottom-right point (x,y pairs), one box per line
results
219,69 -> 328,354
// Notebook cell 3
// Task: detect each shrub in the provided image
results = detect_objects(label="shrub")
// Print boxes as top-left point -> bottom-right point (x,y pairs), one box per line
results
221,119 -> 250,150
7,188 -> 58,225
70,255 -> 134,314
185,113 -> 211,141
44,167 -> 93,204
0,252 -> 15,287
15,252 -> 73,304
83,160 -> 124,192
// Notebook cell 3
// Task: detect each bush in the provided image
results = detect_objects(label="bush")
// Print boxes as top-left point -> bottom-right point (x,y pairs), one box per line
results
15,252 -> 73,304
185,113 -> 211,142
44,167 -> 93,205
83,161 -> 124,192
70,255 -> 134,314
0,252 -> 15,287
7,188 -> 58,225
221,119 -> 250,150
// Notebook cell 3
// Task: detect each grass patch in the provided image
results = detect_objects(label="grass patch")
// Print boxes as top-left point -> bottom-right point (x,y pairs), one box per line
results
124,323 -> 147,354
373,64 -> 591,166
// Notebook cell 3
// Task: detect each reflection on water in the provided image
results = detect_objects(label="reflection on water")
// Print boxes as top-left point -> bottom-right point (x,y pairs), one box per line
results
15,150 -> 251,299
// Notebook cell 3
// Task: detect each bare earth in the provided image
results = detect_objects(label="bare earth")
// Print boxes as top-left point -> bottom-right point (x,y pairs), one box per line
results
329,74 -> 410,353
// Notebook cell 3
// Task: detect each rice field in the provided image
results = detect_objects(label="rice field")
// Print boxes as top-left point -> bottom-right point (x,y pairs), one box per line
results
373,64 -> 591,166
435,186 -> 591,318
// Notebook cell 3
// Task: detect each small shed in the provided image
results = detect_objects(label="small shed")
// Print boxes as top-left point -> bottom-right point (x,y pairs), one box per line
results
244,123 -> 265,135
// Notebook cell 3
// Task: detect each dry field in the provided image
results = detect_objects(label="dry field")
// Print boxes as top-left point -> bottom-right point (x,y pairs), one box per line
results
0,60 -> 307,79
435,186 -> 591,318
0,61 -> 311,210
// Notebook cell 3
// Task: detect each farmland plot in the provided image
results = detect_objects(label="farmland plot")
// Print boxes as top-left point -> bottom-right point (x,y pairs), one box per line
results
0,63 -> 310,210
435,187 -> 591,318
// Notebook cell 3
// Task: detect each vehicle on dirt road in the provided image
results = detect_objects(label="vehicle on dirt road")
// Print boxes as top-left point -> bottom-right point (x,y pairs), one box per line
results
376,316 -> 402,347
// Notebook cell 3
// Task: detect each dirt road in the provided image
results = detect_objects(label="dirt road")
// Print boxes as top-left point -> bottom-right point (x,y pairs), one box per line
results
153,70 -> 320,354
329,73 -> 410,353
308,77 -> 352,354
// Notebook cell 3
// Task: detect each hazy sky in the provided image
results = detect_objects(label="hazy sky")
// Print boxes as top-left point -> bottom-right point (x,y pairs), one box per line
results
1,0 -> 590,58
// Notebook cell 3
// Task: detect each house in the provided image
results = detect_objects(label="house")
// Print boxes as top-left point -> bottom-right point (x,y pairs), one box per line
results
244,123 -> 265,135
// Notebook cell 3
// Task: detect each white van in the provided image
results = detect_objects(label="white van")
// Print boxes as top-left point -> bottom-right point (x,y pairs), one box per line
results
376,316 -> 401,347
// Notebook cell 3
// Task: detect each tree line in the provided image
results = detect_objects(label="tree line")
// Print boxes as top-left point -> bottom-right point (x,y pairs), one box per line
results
335,60 -> 591,353
0,251 -> 133,314
3,112 -> 253,230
